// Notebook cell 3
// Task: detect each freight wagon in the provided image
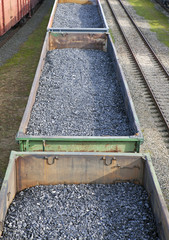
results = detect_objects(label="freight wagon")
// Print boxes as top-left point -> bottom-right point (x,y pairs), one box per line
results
0,151 -> 168,239
47,0 -> 108,32
16,32 -> 143,152
0,0 -> 42,37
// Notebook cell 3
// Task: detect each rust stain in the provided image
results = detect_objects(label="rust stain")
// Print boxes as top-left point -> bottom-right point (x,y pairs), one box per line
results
104,144 -> 122,152
50,34 -> 107,51
16,156 -> 25,192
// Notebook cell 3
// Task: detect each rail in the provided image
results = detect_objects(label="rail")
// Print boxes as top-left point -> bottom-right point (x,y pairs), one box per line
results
106,0 -> 169,133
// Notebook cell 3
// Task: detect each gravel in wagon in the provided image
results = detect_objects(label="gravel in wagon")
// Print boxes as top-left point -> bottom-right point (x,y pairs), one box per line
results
26,49 -> 133,136
52,3 -> 103,28
2,183 -> 159,240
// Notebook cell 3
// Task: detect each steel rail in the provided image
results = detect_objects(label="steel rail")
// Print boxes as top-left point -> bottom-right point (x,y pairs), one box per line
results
105,0 -> 169,132
118,0 -> 169,77
0,27 -> 21,49
155,0 -> 169,13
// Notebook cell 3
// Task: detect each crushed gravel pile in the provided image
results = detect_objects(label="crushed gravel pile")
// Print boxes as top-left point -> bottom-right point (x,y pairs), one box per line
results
2,183 -> 159,240
26,49 -> 133,136
52,3 -> 103,28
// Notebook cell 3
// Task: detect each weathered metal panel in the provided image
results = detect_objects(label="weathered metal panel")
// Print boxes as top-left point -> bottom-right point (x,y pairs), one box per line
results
144,155 -> 169,240
107,36 -> 141,133
0,152 -> 168,239
0,0 -> 4,36
49,32 -> 107,51
47,0 -> 109,33
19,0 -> 31,17
15,153 -> 144,191
22,0 -> 29,16
10,0 -> 19,26
16,32 -> 143,152
2,0 -> 11,34
17,32 -> 49,134
18,138 -> 140,152
0,0 -> 41,36
0,152 -> 16,236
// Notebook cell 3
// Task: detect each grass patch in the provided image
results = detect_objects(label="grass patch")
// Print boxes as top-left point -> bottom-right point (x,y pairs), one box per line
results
0,8 -> 52,185
109,29 -> 115,43
1,13 -> 50,74
128,0 -> 169,47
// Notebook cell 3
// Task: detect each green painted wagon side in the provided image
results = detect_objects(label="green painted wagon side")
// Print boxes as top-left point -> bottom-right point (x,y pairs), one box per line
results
16,32 -> 143,152
18,137 -> 142,152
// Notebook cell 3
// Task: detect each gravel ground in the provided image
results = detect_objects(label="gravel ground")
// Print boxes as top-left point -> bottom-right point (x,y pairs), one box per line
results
0,0 -> 54,66
52,3 -> 103,28
2,183 -> 159,240
27,49 -> 133,136
101,0 -> 169,206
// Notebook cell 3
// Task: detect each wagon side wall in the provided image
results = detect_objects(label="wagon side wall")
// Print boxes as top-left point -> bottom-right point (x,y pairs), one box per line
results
0,0 -> 12,35
0,0 -> 4,36
144,156 -> 169,240
0,152 -> 168,239
16,33 -> 143,152
17,32 -> 50,135
47,0 -> 108,32
0,0 -> 41,36
17,32 -> 108,135
0,152 -> 17,236
107,35 -> 142,137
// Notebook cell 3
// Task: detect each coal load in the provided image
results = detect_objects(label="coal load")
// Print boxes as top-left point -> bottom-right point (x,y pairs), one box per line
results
26,49 -> 133,136
52,3 -> 103,28
3,183 -> 159,239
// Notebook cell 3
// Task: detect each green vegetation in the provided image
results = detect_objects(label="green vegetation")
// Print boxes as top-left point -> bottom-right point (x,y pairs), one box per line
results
2,13 -> 50,76
0,9 -> 51,186
109,28 -> 115,43
128,0 -> 169,47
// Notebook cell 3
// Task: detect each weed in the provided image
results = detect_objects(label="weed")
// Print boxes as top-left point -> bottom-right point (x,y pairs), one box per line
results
128,0 -> 169,47
0,8 -> 52,186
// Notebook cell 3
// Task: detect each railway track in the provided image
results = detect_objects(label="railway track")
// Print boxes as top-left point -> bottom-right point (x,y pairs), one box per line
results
106,0 -> 169,140
0,26 -> 21,49
0,1 -> 43,49
155,0 -> 169,14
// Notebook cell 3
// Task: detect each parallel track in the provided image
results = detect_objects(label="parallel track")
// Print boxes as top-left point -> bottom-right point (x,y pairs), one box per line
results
155,0 -> 169,13
106,0 -> 169,136
0,1 -> 43,49
0,26 -> 21,49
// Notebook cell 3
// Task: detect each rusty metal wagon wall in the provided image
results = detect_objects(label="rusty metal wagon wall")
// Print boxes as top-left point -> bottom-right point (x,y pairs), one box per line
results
16,32 -> 143,152
0,0 -> 42,36
0,152 -> 168,239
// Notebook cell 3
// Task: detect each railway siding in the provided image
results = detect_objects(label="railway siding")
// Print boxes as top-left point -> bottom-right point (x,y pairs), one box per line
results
101,0 -> 169,207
